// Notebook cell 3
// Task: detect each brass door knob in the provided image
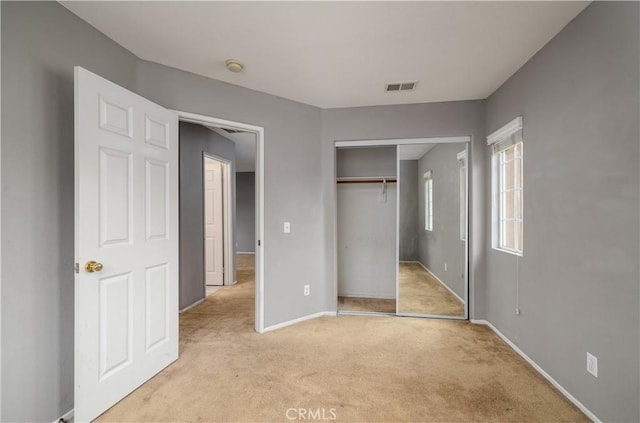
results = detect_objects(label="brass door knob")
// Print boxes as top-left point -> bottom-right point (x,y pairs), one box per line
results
85,261 -> 104,273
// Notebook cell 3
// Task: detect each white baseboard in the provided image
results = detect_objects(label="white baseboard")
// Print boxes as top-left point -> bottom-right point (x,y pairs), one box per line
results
236,251 -> 255,255
179,298 -> 205,313
54,409 -> 74,423
415,262 -> 465,304
471,320 -> 600,423
262,311 -> 336,333
338,294 -> 396,300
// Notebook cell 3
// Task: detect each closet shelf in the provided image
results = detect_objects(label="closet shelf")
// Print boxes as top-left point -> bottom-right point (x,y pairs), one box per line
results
336,176 -> 397,184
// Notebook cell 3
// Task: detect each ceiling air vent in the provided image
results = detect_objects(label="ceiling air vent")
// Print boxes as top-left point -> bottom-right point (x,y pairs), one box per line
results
385,81 -> 418,92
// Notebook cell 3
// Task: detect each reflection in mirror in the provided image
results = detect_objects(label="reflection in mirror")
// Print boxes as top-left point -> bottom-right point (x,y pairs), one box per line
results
398,142 -> 467,317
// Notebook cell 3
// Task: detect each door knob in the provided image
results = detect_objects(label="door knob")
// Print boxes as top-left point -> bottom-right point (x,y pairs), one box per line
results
84,261 -> 104,273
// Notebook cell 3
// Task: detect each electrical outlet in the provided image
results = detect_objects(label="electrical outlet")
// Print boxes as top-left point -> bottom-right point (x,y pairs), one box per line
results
515,308 -> 520,315
304,284 -> 310,296
444,263 -> 448,272
284,222 -> 290,233
587,352 -> 598,378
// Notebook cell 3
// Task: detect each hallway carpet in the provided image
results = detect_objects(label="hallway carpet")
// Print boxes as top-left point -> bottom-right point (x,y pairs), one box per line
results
96,255 -> 587,422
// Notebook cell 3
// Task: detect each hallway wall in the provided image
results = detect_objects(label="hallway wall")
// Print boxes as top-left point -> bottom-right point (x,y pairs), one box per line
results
236,172 -> 256,253
179,122 -> 237,310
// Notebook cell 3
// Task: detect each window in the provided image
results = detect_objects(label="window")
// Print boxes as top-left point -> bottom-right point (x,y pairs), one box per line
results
424,170 -> 433,231
457,150 -> 467,241
488,117 -> 523,255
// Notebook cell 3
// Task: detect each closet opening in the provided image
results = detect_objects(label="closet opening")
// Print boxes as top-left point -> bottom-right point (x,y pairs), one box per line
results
334,137 -> 470,320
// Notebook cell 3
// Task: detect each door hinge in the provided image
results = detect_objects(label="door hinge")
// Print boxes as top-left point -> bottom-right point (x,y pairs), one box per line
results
74,263 -> 80,274
258,240 -> 261,246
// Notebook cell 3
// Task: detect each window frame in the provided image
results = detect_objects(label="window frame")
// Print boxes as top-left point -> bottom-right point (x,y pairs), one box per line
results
424,170 -> 433,231
489,117 -> 524,256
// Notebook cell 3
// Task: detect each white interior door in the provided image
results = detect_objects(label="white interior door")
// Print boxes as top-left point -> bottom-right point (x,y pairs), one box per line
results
74,67 -> 179,422
204,157 -> 224,286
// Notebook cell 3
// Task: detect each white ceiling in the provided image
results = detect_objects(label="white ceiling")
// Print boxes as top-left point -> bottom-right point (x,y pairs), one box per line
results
60,1 -> 589,108
209,128 -> 257,172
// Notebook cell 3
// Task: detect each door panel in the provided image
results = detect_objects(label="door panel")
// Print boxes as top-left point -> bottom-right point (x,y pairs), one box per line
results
75,67 -> 178,422
204,158 -> 224,286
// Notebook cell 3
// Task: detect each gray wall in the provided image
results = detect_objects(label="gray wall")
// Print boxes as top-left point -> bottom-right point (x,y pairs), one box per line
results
336,146 -> 397,177
2,3 -> 325,420
179,122 -> 236,310
417,143 -> 466,300
399,161 -> 419,261
136,60 -> 326,328
236,172 -> 256,253
1,2 -> 139,421
337,147 -> 397,299
323,101 -> 486,318
484,3 -> 639,422
5,2 -> 636,422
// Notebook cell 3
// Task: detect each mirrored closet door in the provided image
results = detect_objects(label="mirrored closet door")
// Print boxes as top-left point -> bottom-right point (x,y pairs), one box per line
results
335,139 -> 469,319
397,142 -> 468,318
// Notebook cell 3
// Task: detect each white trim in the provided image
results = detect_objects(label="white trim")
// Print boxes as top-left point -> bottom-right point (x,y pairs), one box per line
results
456,150 -> 467,162
487,116 -> 523,145
338,294 -> 396,300
179,298 -> 205,313
395,146 -> 400,315
416,261 -> 465,305
397,312 -> 466,321
338,310 -> 395,317
173,110 -> 265,333
262,311 -> 336,333
472,320 -> 601,423
54,409 -> 74,423
336,136 -> 470,148
236,251 -> 256,255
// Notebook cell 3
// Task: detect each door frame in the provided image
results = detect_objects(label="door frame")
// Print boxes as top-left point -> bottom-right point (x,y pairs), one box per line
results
202,153 -> 233,287
333,136 -> 470,320
176,110 -> 265,333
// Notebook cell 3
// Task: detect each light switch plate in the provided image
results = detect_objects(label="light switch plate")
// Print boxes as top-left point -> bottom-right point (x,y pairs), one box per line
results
284,222 -> 290,233
587,352 -> 598,378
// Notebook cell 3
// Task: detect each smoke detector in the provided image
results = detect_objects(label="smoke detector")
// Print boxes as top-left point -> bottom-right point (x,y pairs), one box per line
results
385,81 -> 418,92
225,59 -> 244,73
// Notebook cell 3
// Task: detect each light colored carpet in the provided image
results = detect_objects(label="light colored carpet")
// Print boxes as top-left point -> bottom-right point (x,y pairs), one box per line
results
338,296 -> 396,313
206,285 -> 223,297
399,262 -> 465,316
96,255 -> 586,423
